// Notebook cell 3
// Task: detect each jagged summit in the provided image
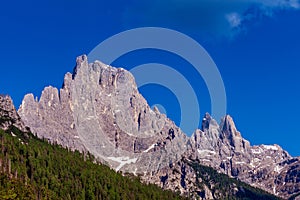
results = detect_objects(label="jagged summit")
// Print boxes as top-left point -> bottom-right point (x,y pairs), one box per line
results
18,55 -> 188,174
220,114 -> 240,137
0,95 -> 28,132
17,55 -> 300,199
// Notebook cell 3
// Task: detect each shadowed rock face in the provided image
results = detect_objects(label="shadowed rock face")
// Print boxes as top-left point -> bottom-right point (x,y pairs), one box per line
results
18,55 -> 188,174
18,55 -> 300,199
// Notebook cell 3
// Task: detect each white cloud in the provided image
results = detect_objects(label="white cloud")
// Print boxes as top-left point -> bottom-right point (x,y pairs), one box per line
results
257,0 -> 300,8
123,0 -> 300,38
226,13 -> 242,28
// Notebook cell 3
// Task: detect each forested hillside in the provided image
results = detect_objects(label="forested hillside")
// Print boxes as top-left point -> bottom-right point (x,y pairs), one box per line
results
0,126 -> 185,200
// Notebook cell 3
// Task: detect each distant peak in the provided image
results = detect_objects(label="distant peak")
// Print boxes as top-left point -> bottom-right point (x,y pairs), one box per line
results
220,115 -> 240,137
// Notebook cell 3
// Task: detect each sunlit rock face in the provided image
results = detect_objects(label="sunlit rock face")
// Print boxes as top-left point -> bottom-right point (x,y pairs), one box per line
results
189,114 -> 300,199
18,55 -> 300,199
18,55 -> 189,174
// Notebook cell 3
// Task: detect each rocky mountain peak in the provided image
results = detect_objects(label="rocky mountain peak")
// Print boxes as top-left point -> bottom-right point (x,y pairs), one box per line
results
189,113 -> 300,199
18,55 -> 188,174
220,115 -> 240,137
17,55 -> 300,199
0,95 -> 28,132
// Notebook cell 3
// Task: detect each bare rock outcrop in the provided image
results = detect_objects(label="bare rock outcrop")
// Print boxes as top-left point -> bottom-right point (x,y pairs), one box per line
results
0,95 -> 27,132
18,55 -> 300,199
18,55 -> 188,174
190,113 -> 300,199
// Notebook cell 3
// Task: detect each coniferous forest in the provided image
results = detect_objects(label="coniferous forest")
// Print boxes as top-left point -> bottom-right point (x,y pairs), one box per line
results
0,126 -> 185,200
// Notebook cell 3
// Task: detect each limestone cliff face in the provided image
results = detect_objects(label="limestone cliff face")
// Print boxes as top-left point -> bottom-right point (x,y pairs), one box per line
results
189,113 -> 300,199
18,55 -> 300,199
18,55 -> 188,174
144,113 -> 300,199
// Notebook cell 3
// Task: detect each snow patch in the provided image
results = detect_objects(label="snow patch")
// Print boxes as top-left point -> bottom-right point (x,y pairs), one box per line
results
197,149 -> 216,155
107,156 -> 138,171
251,148 -> 262,154
235,161 -> 245,165
262,145 -> 278,151
200,159 -> 211,162
143,144 -> 156,153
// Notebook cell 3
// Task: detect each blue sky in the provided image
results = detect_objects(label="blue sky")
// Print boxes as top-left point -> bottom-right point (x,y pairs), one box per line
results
0,0 -> 300,156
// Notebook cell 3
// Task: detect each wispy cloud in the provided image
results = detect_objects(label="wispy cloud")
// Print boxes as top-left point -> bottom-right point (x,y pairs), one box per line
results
122,0 -> 299,38
226,12 -> 242,28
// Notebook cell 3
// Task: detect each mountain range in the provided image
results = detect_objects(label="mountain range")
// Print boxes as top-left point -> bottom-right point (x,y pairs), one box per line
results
1,91 -> 279,199
2,55 -> 300,199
